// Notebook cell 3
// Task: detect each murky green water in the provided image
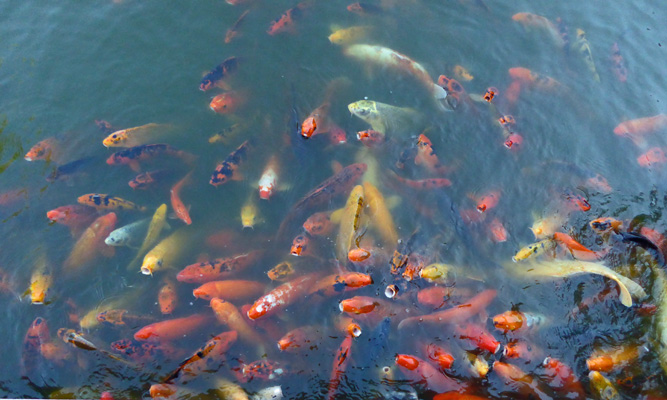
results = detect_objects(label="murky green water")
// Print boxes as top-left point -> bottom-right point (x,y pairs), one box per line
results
1,0 -> 667,398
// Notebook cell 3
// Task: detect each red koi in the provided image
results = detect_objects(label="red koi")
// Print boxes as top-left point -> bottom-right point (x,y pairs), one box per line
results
327,331 -> 354,400
454,323 -> 501,354
210,140 -> 251,186
210,91 -> 247,114
158,279 -> 178,315
46,204 -> 97,236
258,155 -> 280,200
503,339 -> 542,361
562,191 -> 591,212
415,133 -> 453,175
247,272 -> 322,320
177,251 -> 263,283
171,171 -> 193,225
193,280 -> 266,302
614,114 -> 667,146
416,286 -> 462,310
357,129 -> 385,147
399,289 -> 497,329
242,360 -> 285,382
540,357 -> 586,400
268,2 -> 309,35
22,317 -> 50,378
391,172 -> 452,189
504,80 -> 523,107
308,272 -> 373,297
395,354 -> 466,393
471,190 -> 500,212
503,132 -> 523,150
422,342 -> 455,370
347,2 -> 383,15
277,325 -> 322,352
488,217 -> 508,242
553,232 -> 600,260
301,116 -> 317,138
303,211 -> 334,236
637,147 -> 667,168
134,314 -> 210,341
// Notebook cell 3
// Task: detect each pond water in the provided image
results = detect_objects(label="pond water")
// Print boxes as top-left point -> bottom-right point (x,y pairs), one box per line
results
1,0 -> 666,399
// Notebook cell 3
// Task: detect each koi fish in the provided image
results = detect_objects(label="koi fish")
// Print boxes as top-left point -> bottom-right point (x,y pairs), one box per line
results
339,296 -> 381,314
163,330 -> 237,383
336,185 -> 365,261
638,146 -> 666,167
247,272 -> 322,320
96,309 -> 155,328
102,123 -> 167,148
588,371 -> 620,400
27,253 -> 53,304
46,204 -> 97,237
437,74 -> 471,110
415,133 -> 451,175
328,25 -> 371,46
209,123 -> 245,144
200,56 -> 240,91
140,227 -> 196,275
242,359 -> 285,382
177,251 -> 263,283
193,280 -> 265,302
303,211 -> 334,236
347,2 -> 383,15
530,213 -> 566,239
128,204 -> 169,270
277,325 -> 323,352
398,289 -> 497,329
471,190 -> 500,213
356,129 -> 385,147
211,298 -> 264,346
105,217 -> 150,247
77,193 -> 146,212
290,232 -> 310,256
483,87 -> 498,102
107,144 -> 195,172
454,65 -> 474,81
134,314 -> 210,341
308,272 -> 373,297
327,332 -> 354,400
171,171 -> 193,225
390,171 -> 452,189
363,181 -> 398,246
395,354 -> 466,393
348,99 -> 422,135
614,114 -> 667,146
210,140 -> 251,186
509,67 -> 562,91
241,195 -> 262,229
225,9 -> 250,44
46,156 -> 97,183
488,217 -> 508,242
63,213 -> 117,272
158,278 -> 178,315
571,28 -> 600,82
128,169 -> 174,190
267,1 -> 310,35
422,342 -> 455,370
24,137 -> 62,162
210,91 -> 247,114
540,357 -> 586,400
512,12 -> 565,48
587,344 -> 640,373
492,310 -> 547,332
267,260 -> 295,282
344,44 -> 448,107
22,317 -> 49,379
258,155 -> 280,200
610,42 -> 628,83
492,362 -> 552,399
455,323 -> 501,354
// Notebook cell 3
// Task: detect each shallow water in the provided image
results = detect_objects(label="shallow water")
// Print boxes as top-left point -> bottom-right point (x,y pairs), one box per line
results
1,0 -> 667,398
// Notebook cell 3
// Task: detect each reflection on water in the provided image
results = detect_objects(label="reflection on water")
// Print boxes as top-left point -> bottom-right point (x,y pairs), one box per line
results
1,0 -> 666,398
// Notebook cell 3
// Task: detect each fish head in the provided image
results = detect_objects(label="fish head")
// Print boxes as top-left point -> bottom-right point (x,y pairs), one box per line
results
210,92 -> 237,114
103,130 -> 127,147
259,183 -> 273,200
241,204 -> 258,228
141,255 -> 161,275
24,141 -> 50,161
46,207 -> 70,222
200,79 -> 214,91
104,232 -> 123,246
348,100 -> 378,123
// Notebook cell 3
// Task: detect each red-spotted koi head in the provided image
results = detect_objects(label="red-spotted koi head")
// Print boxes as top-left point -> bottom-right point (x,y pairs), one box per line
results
210,91 -> 244,114
301,117 -> 317,138
504,133 -> 523,150
357,129 -> 384,147
290,233 -> 309,256
25,139 -> 56,161
395,354 -> 420,370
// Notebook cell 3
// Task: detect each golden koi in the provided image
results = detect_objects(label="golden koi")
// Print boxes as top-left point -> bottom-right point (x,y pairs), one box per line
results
336,185 -> 365,261
141,227 -> 196,275
102,123 -> 169,148
128,204 -> 169,270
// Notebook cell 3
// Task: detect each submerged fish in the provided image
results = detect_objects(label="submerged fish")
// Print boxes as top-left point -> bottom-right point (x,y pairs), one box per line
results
105,218 -> 150,247
348,99 -> 421,135
571,28 -> 600,82
200,57 -> 240,91
102,123 -> 169,148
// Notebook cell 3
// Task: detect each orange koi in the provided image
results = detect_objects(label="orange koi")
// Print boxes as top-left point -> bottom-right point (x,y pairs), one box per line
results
242,359 -> 285,382
210,298 -> 264,345
504,133 -> 524,150
170,171 -> 193,225
63,213 -> 117,272
308,272 -> 373,297
562,191 -> 591,212
493,362 -> 553,399
77,193 -> 146,212
455,323 -> 501,354
158,279 -> 178,315
509,67 -> 561,91
24,137 -> 62,162
277,325 -> 322,352
614,114 -> 667,146
301,116 -> 317,138
415,133 -> 452,175
339,296 -> 381,314
303,211 -> 334,236
488,217 -> 508,242
540,357 -> 586,400
177,251 -> 262,283
503,339 -> 542,361
472,190 -> 500,213
504,79 -> 523,107
587,345 -> 640,373
391,172 -> 452,189
417,286 -> 466,310
193,280 -> 266,302
134,314 -> 210,341
589,217 -> 623,234
492,310 -> 546,332
357,129 -> 385,147
225,9 -> 250,44
267,2 -> 309,35
209,91 -> 247,114
610,42 -> 628,83
483,87 -> 498,102
210,140 -> 250,186
553,232 -> 596,253
327,329 -> 355,400
247,272 -> 322,320
422,342 -> 455,370
258,155 -> 280,200
46,204 -> 97,237
637,147 -> 667,168
395,354 -> 466,393
290,232 -> 310,256
399,289 -> 497,329
347,246 -> 387,268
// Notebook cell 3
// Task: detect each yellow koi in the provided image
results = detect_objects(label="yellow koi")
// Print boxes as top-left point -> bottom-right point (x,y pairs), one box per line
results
102,123 -> 169,148
141,227 -> 195,275
363,181 -> 398,246
512,239 -> 557,262
27,252 -> 53,305
128,204 -> 169,270
336,185 -> 365,261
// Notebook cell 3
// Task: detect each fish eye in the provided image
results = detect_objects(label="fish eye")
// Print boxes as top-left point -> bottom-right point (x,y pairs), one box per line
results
157,260 -> 163,267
